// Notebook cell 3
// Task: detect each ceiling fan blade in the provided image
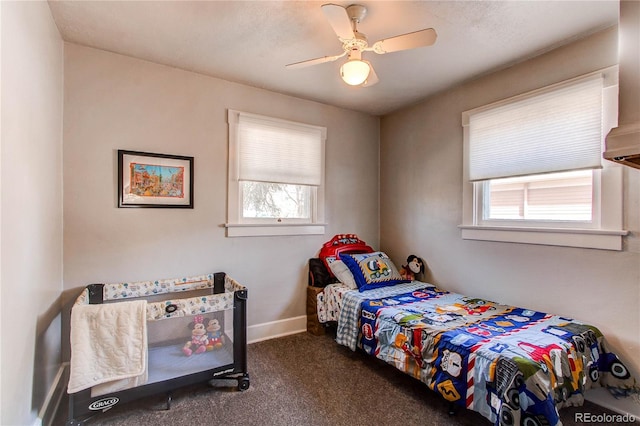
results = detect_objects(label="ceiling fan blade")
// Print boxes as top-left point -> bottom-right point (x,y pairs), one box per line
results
362,61 -> 379,87
370,28 -> 437,54
286,52 -> 346,69
321,3 -> 355,41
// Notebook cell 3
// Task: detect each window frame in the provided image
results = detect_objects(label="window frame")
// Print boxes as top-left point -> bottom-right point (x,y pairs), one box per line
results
226,109 -> 327,237
460,67 -> 628,250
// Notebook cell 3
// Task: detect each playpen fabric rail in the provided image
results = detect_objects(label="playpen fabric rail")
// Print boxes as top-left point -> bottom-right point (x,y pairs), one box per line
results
73,274 -> 245,320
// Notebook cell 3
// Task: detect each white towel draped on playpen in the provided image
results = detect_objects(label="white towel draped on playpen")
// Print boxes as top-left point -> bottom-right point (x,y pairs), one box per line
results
68,299 -> 148,396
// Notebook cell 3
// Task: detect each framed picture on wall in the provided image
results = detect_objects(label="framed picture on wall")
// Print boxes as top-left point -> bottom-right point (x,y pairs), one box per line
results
118,150 -> 194,208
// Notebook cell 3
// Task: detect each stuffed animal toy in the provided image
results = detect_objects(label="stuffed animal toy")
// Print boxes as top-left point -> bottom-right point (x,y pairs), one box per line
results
400,255 -> 425,281
183,315 -> 209,356
206,318 -> 224,350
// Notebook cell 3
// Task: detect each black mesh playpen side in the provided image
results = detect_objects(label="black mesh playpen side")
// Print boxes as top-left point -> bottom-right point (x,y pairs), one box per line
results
67,272 -> 248,425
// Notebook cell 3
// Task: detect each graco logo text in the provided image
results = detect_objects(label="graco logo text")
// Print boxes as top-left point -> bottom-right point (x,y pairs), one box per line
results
88,397 -> 119,411
575,412 -> 636,423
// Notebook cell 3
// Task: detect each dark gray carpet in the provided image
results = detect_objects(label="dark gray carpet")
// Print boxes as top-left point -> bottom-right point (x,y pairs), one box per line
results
54,331 -> 626,426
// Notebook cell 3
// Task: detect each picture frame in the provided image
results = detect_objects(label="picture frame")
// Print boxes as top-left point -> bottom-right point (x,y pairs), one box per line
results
118,150 -> 194,208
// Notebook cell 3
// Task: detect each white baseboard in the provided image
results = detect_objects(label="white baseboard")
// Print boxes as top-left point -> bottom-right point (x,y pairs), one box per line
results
36,362 -> 68,426
247,315 -> 307,344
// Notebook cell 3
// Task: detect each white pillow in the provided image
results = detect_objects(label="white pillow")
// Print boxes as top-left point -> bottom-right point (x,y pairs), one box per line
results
327,259 -> 358,289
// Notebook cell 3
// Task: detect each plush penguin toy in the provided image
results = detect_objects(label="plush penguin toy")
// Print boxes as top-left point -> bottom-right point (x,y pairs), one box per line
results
400,255 -> 425,281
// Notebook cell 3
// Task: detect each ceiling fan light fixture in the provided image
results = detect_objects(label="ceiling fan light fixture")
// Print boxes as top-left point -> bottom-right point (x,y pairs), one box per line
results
286,4 -> 438,89
340,59 -> 370,85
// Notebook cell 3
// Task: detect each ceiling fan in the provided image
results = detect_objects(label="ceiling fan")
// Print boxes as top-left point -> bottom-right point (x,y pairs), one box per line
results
286,3 -> 437,87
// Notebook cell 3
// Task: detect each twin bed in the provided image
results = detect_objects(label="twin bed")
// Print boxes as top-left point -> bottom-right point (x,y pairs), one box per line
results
311,234 -> 638,426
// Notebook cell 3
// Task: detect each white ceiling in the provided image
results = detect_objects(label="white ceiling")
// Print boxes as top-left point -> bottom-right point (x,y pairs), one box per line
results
48,1 -> 619,116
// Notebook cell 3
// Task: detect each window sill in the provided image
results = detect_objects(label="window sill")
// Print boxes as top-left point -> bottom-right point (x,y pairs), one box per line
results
225,223 -> 327,237
459,225 -> 628,251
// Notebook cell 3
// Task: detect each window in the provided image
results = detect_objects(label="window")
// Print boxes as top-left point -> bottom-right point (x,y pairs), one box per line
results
226,110 -> 326,237
482,170 -> 594,223
461,68 -> 627,250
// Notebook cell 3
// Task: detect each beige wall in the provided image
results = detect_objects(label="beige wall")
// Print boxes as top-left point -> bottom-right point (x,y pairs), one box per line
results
380,25 -> 640,381
0,1 -> 64,425
62,44 -> 380,353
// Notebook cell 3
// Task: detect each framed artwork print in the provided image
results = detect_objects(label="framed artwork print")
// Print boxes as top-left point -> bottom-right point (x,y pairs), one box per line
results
118,150 -> 194,208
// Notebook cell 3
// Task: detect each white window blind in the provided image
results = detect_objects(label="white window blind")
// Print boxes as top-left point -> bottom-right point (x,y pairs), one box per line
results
468,75 -> 604,182
237,113 -> 323,186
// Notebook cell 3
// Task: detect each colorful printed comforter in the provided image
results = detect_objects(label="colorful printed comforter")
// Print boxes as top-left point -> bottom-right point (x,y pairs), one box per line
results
335,283 -> 638,426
